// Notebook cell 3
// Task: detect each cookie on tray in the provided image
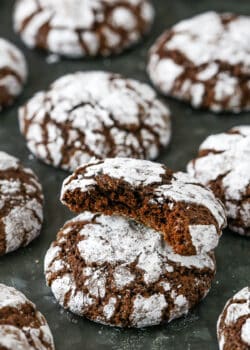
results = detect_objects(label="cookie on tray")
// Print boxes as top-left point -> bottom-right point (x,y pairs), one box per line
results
45,212 -> 216,328
61,157 -> 226,256
19,71 -> 171,171
187,126 -> 250,236
14,0 -> 154,58
0,38 -> 27,110
0,151 -> 43,255
217,287 -> 250,350
148,11 -> 250,113
0,283 -> 55,350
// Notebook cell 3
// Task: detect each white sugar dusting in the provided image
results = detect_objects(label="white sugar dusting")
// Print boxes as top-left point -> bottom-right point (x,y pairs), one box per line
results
225,288 -> 250,325
62,158 -> 166,195
20,72 -> 171,171
0,326 -> 31,350
0,284 -> 55,350
169,294 -> 189,321
14,0 -> 154,57
0,38 -> 27,106
241,319 -> 250,345
0,152 -> 43,255
189,225 -> 218,255
0,283 -> 28,309
131,294 -> 167,328
114,266 -> 135,288
187,126 -> 250,233
218,287 -> 250,348
103,297 -> 117,320
0,152 -> 19,171
148,12 -> 250,112
4,202 -> 42,254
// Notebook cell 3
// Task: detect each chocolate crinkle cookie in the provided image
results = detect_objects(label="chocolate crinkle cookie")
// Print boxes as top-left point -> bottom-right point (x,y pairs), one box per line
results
0,152 -> 43,255
13,0 -> 154,57
217,287 -> 250,350
0,284 -> 55,350
148,11 -> 250,113
0,38 -> 27,110
45,212 -> 216,328
187,126 -> 250,236
45,158 -> 226,328
19,71 -> 171,171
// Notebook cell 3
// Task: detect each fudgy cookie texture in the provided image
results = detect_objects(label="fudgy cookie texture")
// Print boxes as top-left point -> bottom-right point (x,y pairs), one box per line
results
148,11 -> 250,113
0,38 -> 27,110
0,284 -> 55,350
187,126 -> 250,236
14,0 -> 154,57
61,158 -> 226,256
217,287 -> 250,350
0,152 -> 43,255
19,71 -> 171,171
45,212 -> 216,328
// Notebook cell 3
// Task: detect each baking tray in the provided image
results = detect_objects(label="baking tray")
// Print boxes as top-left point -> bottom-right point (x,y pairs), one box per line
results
0,0 -> 250,349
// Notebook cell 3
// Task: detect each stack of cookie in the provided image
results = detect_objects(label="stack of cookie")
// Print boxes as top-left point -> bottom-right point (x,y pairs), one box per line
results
44,158 -> 226,327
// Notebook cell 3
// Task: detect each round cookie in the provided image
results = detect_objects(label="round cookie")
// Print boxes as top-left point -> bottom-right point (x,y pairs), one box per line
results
0,151 -> 43,255
148,12 -> 250,113
45,212 -> 216,328
61,157 -> 226,256
0,38 -> 27,110
14,0 -> 154,58
19,71 -> 171,171
187,126 -> 250,236
0,283 -> 55,350
217,287 -> 250,350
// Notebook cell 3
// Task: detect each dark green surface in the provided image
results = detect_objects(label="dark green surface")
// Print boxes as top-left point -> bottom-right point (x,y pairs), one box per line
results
0,1 -> 250,349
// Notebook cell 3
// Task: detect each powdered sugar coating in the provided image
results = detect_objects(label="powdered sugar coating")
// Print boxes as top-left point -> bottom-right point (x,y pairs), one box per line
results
14,0 -> 154,57
44,212 -> 215,327
0,38 -> 27,109
63,158 -> 166,191
241,319 -> 250,346
217,287 -> 250,349
187,125 -> 250,235
19,71 -> 171,171
148,12 -> 250,113
0,152 -> 43,255
61,157 -> 226,255
0,284 -> 55,350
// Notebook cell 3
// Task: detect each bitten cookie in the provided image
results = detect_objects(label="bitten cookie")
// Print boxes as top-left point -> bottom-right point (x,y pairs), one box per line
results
0,38 -> 27,110
187,126 -> 250,236
61,158 -> 226,256
0,152 -> 43,255
14,0 -> 154,57
45,212 -> 216,328
217,287 -> 250,350
0,284 -> 55,350
19,71 -> 171,171
148,12 -> 250,113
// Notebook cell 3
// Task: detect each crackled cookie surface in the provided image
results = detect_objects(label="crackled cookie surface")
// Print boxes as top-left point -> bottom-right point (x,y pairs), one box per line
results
14,0 -> 154,57
187,126 -> 250,235
217,287 -> 250,350
0,152 -> 43,255
19,72 -> 171,171
0,38 -> 27,110
0,284 -> 55,350
45,212 -> 215,328
61,158 -> 226,256
148,12 -> 250,113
